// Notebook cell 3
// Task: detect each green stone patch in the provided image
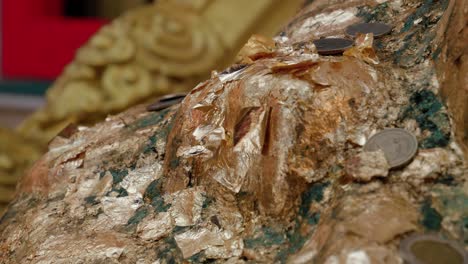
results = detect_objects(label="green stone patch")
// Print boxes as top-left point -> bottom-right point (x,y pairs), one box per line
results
432,46 -> 442,60
394,31 -> 436,67
143,134 -> 159,154
0,207 -> 17,225
275,182 -> 329,262
301,182 -> 329,203
420,199 -> 442,231
305,212 -> 320,225
244,226 -> 286,249
127,207 -> 149,226
172,226 -> 191,235
402,90 -> 451,148
129,108 -> 172,131
96,208 -> 104,217
99,170 -> 131,197
110,187 -> 129,197
356,2 -> 391,23
432,187 -> 468,242
151,197 -> 171,213
435,174 -> 457,186
276,234 -> 305,263
463,217 -> 468,229
144,179 -> 162,200
390,0 -> 449,66
155,236 -> 184,264
299,182 -> 329,219
144,179 -> 171,213
110,169 -> 129,185
437,189 -> 468,211
400,0 -> 449,33
275,221 -> 317,264
188,251 -> 209,263
142,111 -> 177,154
84,195 -> 99,205
169,158 -> 180,169
202,196 -> 214,209
47,193 -> 66,203
462,217 -> 468,244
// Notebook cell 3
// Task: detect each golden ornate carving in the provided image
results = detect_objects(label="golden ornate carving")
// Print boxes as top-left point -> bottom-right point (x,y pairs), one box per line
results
132,4 -> 223,76
102,64 -> 152,108
76,24 -> 136,66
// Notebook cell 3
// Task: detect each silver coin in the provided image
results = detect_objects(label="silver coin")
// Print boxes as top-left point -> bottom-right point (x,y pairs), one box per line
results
147,93 -> 187,112
363,128 -> 418,168
157,93 -> 187,103
399,233 -> 467,264
345,22 -> 392,38
313,38 -> 354,55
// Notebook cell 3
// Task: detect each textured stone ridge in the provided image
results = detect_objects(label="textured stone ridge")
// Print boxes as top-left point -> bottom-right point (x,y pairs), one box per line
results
435,0 -> 468,160
0,0 -> 467,263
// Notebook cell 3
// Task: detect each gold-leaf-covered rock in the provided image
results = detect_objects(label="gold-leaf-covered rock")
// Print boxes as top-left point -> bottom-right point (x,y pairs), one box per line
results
1,0 -> 467,262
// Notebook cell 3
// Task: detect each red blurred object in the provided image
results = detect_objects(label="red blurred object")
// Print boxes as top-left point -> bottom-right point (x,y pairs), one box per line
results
2,0 -> 106,79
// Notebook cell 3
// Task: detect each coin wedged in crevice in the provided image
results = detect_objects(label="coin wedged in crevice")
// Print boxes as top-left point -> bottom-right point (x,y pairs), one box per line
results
364,128 -> 418,168
147,93 -> 187,112
313,38 -> 354,55
345,22 -> 392,38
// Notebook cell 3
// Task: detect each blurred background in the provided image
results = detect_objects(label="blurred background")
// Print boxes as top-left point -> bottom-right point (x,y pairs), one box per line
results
0,0 -> 150,128
0,0 -> 158,211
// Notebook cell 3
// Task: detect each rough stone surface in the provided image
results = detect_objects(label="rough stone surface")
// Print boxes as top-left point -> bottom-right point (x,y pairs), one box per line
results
0,0 -> 467,263
435,0 -> 468,159
345,149 -> 390,182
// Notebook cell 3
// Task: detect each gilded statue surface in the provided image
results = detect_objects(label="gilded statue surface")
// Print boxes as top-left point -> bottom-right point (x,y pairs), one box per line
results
0,0 -> 466,262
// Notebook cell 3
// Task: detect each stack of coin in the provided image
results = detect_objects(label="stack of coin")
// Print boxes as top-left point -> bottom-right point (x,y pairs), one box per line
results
313,38 -> 354,55
313,22 -> 392,55
345,22 -> 392,38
